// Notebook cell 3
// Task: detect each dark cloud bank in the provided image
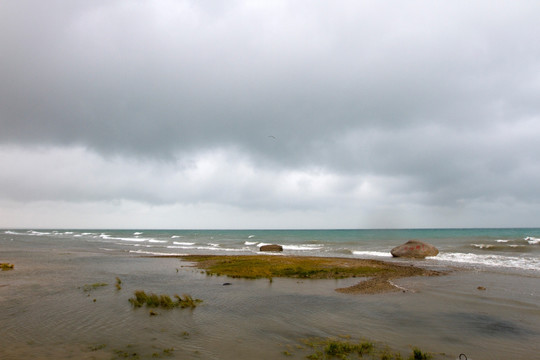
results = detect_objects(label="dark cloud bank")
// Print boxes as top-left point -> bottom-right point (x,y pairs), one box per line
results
1,1 -> 540,228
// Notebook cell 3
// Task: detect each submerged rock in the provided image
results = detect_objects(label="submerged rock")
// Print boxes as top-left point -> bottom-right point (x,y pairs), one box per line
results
390,240 -> 438,258
259,244 -> 283,252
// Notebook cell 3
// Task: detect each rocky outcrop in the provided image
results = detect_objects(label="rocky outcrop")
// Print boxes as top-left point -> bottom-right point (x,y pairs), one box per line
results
390,240 -> 438,258
259,244 -> 283,252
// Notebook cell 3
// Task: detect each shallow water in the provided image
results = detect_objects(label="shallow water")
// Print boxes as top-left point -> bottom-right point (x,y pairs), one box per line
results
1,231 -> 539,359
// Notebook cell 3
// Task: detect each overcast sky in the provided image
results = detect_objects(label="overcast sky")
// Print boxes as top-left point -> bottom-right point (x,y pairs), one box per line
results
1,1 -> 540,229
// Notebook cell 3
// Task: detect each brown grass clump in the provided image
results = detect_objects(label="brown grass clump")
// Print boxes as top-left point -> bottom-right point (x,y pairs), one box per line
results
82,283 -> 108,292
1,263 -> 14,271
181,255 -> 443,294
129,290 -> 202,309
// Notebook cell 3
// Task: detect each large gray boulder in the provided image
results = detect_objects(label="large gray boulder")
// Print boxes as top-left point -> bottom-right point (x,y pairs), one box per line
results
391,240 -> 438,258
259,244 -> 283,252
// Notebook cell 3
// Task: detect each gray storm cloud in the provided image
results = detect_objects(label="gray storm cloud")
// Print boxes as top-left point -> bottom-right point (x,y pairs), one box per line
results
1,0 -> 540,228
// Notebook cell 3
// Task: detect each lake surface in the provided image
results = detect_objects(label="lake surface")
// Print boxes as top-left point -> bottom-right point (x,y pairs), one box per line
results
1,229 -> 539,359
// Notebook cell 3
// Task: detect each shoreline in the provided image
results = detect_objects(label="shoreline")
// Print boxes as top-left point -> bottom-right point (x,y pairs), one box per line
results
2,237 -> 539,359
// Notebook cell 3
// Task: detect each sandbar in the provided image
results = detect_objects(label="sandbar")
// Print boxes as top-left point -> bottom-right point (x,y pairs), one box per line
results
176,255 -> 444,294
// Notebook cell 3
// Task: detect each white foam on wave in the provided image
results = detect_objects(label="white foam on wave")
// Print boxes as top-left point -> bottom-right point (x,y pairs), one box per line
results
248,235 -> 255,239
245,241 -> 258,246
98,234 -> 149,242
472,243 -> 494,249
130,249 -> 187,256
173,241 -> 195,246
496,239 -> 509,243
112,237 -> 147,242
435,252 -> 540,271
27,230 -> 51,236
171,235 -> 183,239
167,245 -> 250,252
148,239 -> 167,243
4,231 -> 20,235
353,251 -> 392,258
133,232 -> 143,235
282,244 -> 323,251
525,236 -> 540,245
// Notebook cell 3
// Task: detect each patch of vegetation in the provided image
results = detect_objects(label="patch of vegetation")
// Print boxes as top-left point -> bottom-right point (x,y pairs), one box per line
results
304,339 -> 374,359
301,337 -> 436,360
88,343 -> 107,351
150,347 -> 176,358
180,255 -> 442,294
129,290 -> 202,309
107,345 -> 176,359
327,340 -> 374,358
1,263 -> 14,271
112,349 -> 140,359
116,277 -> 122,290
408,348 -> 432,360
82,282 -> 108,292
380,351 -> 404,360
182,255 -> 389,280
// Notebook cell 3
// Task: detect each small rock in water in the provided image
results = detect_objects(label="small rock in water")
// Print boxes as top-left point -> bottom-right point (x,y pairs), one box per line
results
222,282 -> 232,286
259,244 -> 283,252
477,286 -> 487,291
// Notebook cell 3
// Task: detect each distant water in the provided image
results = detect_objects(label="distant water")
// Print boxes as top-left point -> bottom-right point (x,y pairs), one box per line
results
1,228 -> 539,359
4,228 -> 539,273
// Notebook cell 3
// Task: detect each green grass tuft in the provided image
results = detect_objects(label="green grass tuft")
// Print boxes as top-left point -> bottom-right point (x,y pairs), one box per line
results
300,337 -> 441,360
323,340 -> 374,358
303,338 -> 376,359
115,277 -> 122,290
408,348 -> 432,360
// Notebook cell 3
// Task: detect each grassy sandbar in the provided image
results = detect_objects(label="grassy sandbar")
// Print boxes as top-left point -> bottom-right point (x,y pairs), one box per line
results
181,255 -> 442,294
